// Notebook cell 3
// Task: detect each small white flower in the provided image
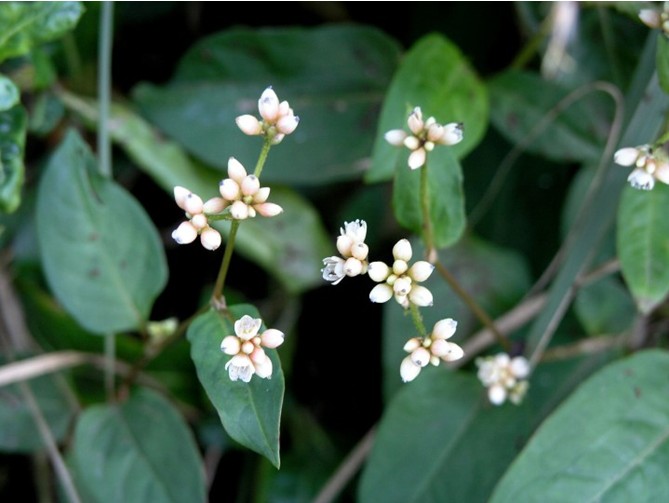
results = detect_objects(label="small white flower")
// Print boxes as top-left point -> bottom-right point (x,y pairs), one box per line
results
322,219 -> 369,285
322,256 -> 346,285
219,158 -> 283,220
627,168 -> 655,191
476,353 -> 530,406
400,355 -> 422,382
172,186 -> 223,251
221,315 -> 285,382
236,86 -> 299,141
385,106 -> 463,169
614,144 -> 669,191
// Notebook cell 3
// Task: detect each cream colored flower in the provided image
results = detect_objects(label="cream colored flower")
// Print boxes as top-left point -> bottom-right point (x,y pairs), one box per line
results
385,106 -> 463,170
476,353 -> 530,405
171,186 -> 223,251
220,314 -> 285,382
400,318 -> 463,382
322,219 -> 369,284
614,144 -> 669,191
235,86 -> 300,144
219,158 -> 283,220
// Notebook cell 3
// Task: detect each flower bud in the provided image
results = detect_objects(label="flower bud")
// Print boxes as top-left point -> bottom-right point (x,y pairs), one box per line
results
253,187 -> 271,204
258,87 -> 280,122
227,157 -> 247,183
400,355 -> 421,382
254,202 -> 283,217
385,129 -> 408,146
409,261 -> 434,282
408,148 -> 427,170
655,162 -> 669,185
367,261 -> 390,282
254,354 -> 273,379
219,179 -> 240,201
190,213 -> 207,230
510,356 -> 531,379
249,346 -> 267,364
393,276 -> 412,296
488,384 -> 507,406
614,147 -> 640,166
439,122 -> 464,145
351,242 -> 369,261
410,347 -> 431,367
403,337 -> 422,352
241,175 -> 260,196
241,340 -> 255,354
172,221 -> 197,244
427,123 -> 444,143
203,197 -> 227,214
271,133 -> 285,145
183,192 -> 204,215
236,114 -> 263,135
261,328 -> 284,349
337,234 -> 354,256
407,107 -> 423,135
627,168 -> 655,190
220,335 -> 241,355
200,227 -> 222,251
230,200 -> 250,220
434,341 -> 464,362
276,114 -> 300,135
369,283 -> 393,303
403,135 -> 420,151
173,186 -> 190,209
639,8 -> 662,28
392,259 -> 408,275
432,318 -> 457,340
392,239 -> 412,262
409,285 -> 433,307
344,257 -> 364,277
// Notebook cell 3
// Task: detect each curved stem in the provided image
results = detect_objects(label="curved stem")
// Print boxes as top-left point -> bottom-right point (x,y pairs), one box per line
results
212,220 -> 240,306
434,260 -> 511,352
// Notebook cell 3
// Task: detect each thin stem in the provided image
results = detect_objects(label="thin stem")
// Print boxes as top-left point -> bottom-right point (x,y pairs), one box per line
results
105,332 -> 115,402
434,260 -> 511,352
419,162 -> 436,262
19,381 -> 82,503
97,1 -> 114,178
212,220 -> 240,305
253,138 -> 272,178
409,302 -> 427,337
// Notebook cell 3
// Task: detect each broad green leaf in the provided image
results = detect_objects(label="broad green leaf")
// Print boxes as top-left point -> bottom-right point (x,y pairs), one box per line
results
658,34 -> 669,93
574,275 -> 636,335
488,69 -> 606,163
0,74 -> 19,111
0,2 -> 84,64
392,145 -> 465,248
133,25 -> 401,185
59,92 -> 331,293
366,33 -> 488,183
617,182 -> 669,313
0,104 -> 26,213
491,349 -> 669,502
359,352 -> 618,503
36,130 -> 168,334
0,368 -> 75,452
187,305 -> 284,468
70,387 -> 206,503
382,236 -> 531,399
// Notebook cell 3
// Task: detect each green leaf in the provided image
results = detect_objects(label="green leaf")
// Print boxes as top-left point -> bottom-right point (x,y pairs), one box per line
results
359,352 -> 618,503
617,182 -> 669,313
0,368 -> 75,452
657,34 -> 669,94
36,129 -> 168,334
366,33 -> 488,183
187,305 -> 284,468
0,1 -> 84,63
574,275 -> 635,335
133,25 -> 401,185
382,236 -> 531,399
0,74 -> 19,111
59,92 -> 331,293
0,104 -> 26,213
488,69 -> 606,163
490,349 -> 669,502
70,387 -> 206,503
392,145 -> 465,248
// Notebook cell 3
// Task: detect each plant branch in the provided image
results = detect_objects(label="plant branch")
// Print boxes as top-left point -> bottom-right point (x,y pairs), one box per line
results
212,220 -> 240,306
97,1 -> 114,178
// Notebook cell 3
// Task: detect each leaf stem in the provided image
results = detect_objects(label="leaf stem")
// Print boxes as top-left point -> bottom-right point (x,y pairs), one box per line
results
97,1 -> 114,178
212,220 -> 240,307
409,302 -> 428,337
105,332 -> 115,402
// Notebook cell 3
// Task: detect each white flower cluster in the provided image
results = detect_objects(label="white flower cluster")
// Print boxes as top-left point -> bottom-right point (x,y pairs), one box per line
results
171,88 -> 295,250
614,145 -> 669,191
400,318 -> 464,382
322,219 -> 369,285
385,106 -> 463,170
236,87 -> 300,145
476,353 -> 530,406
220,315 -> 285,382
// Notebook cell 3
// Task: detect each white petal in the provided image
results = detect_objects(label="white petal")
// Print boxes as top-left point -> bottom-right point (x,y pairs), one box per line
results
627,168 -> 655,190
432,318 -> 457,340
171,221 -> 197,245
369,283 -> 393,303
343,219 -> 367,242
400,355 -> 422,382
409,285 -> 433,307
322,256 -> 346,285
409,261 -> 434,282
392,239 -> 412,262
384,129 -> 408,146
235,315 -> 262,340
614,147 -> 640,166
